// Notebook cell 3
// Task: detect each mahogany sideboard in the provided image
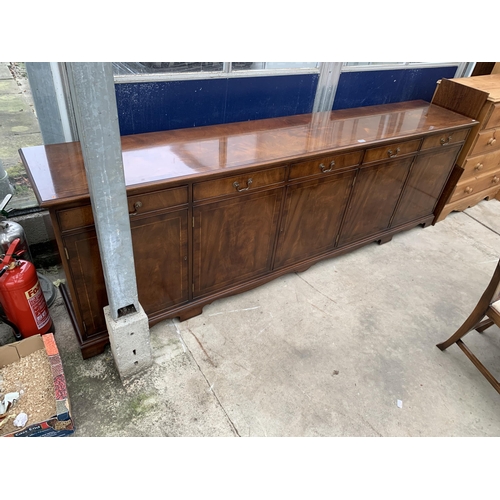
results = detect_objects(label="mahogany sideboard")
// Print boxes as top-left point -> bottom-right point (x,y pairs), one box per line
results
20,100 -> 476,359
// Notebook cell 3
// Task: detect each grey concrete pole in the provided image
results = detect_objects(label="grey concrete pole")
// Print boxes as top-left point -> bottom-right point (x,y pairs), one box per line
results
65,62 -> 151,378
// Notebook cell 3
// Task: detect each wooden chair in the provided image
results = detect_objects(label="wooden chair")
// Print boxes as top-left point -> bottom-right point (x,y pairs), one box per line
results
437,259 -> 500,395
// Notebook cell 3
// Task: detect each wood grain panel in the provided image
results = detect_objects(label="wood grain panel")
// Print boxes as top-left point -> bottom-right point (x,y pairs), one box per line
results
193,166 -> 286,201
127,186 -> 188,215
193,189 -> 283,297
338,158 -> 413,246
420,129 -> 469,150
289,151 -> 362,180
392,146 -> 460,227
274,170 -> 356,269
131,210 -> 189,314
58,205 -> 94,232
431,79 -> 489,119
63,230 -> 107,337
362,139 -> 420,164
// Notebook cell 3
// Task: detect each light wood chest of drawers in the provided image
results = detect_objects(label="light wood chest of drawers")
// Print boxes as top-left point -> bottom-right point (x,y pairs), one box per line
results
432,75 -> 500,220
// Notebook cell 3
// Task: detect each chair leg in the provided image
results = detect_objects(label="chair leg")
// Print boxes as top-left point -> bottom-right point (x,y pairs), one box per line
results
436,303 -> 489,351
456,340 -> 500,395
437,261 -> 500,351
475,318 -> 495,333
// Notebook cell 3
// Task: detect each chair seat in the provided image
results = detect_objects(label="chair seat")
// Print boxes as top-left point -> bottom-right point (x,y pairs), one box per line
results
491,300 -> 500,314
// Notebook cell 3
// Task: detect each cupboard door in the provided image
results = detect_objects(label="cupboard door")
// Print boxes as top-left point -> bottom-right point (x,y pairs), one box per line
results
63,229 -> 107,338
338,157 -> 413,246
273,170 -> 356,269
391,145 -> 461,227
193,189 -> 283,298
131,210 -> 189,316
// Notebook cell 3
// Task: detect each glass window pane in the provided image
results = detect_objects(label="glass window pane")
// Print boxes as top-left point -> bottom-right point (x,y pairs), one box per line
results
343,62 -> 407,67
232,62 -> 319,71
112,62 -> 224,75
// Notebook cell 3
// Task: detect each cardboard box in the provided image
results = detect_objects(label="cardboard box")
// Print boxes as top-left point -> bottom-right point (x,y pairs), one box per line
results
0,334 -> 74,437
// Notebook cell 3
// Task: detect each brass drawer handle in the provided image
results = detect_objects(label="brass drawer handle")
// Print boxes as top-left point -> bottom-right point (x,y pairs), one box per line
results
474,163 -> 484,171
319,160 -> 335,173
129,201 -> 142,215
493,176 -> 500,184
233,178 -> 253,192
387,147 -> 401,158
440,135 -> 452,146
464,186 -> 473,194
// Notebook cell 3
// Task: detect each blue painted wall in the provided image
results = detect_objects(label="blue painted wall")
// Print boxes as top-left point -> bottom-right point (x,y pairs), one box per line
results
332,66 -> 458,110
115,74 -> 319,136
114,66 -> 460,136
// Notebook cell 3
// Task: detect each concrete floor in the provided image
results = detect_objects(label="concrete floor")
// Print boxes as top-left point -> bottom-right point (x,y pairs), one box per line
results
2,200 -> 500,437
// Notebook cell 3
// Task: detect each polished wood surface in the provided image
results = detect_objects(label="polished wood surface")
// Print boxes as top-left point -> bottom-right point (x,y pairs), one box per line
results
20,101 -> 476,208
392,146 -> 462,226
338,157 -> 413,246
20,101 -> 476,358
274,170 -> 355,268
193,188 -> 283,298
132,210 -> 189,316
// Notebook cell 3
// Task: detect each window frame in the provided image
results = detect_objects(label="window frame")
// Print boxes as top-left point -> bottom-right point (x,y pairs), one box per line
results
113,62 -> 321,84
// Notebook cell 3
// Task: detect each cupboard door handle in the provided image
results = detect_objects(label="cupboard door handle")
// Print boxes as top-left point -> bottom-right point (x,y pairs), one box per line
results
129,201 -> 142,215
440,135 -> 452,145
233,178 -> 253,192
464,186 -> 473,194
387,147 -> 400,158
474,163 -> 484,171
319,160 -> 335,173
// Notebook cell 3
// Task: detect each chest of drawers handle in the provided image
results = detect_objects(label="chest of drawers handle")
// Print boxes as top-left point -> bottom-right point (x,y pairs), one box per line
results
319,160 -> 335,173
387,147 -> 401,158
233,178 -> 253,192
440,135 -> 452,146
464,186 -> 473,194
474,163 -> 484,171
493,176 -> 500,184
487,131 -> 497,146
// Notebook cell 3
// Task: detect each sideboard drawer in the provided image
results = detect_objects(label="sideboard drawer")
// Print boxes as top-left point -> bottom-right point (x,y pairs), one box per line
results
420,129 -> 469,151
193,166 -> 286,201
127,186 -> 188,216
362,139 -> 421,164
289,151 -> 362,180
57,186 -> 189,231
58,205 -> 94,232
469,128 -> 500,156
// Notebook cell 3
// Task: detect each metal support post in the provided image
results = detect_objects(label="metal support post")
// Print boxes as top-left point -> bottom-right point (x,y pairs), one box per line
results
65,62 -> 151,378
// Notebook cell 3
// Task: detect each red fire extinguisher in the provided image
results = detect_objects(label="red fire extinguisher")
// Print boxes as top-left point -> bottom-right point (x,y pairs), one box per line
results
0,238 -> 53,339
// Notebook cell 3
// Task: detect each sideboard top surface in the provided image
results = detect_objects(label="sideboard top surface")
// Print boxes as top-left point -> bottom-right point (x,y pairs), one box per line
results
20,100 -> 476,207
